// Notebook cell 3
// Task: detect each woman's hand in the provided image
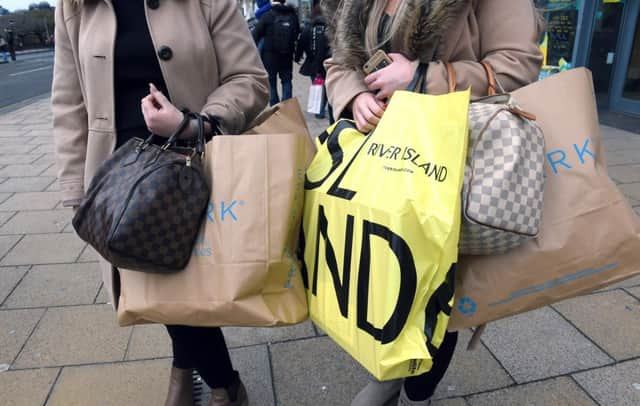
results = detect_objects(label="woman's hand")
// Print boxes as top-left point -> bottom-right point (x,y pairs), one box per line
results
364,53 -> 419,101
141,83 -> 184,137
350,92 -> 386,133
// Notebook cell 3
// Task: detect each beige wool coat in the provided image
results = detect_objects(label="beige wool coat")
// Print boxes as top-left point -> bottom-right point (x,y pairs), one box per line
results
52,0 -> 269,306
322,0 -> 543,118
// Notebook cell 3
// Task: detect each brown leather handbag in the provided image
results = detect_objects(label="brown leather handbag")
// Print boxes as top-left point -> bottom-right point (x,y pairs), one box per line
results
72,113 -> 210,273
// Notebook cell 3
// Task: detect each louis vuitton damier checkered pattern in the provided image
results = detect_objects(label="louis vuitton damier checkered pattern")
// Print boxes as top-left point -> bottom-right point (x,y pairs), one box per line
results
459,101 -> 545,255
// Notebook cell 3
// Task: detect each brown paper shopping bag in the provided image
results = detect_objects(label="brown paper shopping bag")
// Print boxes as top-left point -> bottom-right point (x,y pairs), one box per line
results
450,68 -> 640,330
116,100 -> 311,327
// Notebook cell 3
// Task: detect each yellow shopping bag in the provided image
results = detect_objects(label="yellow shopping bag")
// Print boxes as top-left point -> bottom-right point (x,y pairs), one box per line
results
301,90 -> 470,380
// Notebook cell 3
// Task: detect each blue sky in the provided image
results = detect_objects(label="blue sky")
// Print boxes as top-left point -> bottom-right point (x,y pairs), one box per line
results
2,0 -> 44,12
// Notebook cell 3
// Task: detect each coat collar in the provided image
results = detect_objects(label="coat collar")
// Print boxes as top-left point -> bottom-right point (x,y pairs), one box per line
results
322,0 -> 470,69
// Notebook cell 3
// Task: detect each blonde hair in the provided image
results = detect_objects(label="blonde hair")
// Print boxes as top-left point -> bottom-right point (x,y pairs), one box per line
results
364,0 -> 410,56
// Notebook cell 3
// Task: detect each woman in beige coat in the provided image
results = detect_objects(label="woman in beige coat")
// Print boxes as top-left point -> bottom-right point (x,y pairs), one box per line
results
320,0 -> 542,404
52,0 -> 268,405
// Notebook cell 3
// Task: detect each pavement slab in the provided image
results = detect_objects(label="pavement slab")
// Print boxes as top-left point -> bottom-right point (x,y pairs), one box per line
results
608,164 -> 640,184
0,192 -> 12,204
553,290 -> 640,361
0,136 -> 35,145
2,263 -> 102,309
606,149 -> 640,166
223,320 -> 317,348
627,285 -> 640,299
0,265 -> 29,304
0,177 -> 56,193
46,359 -> 169,406
0,308 -> 45,364
1,144 -> 39,154
31,153 -> 56,166
1,233 -> 85,266
573,359 -> 640,406
466,376 -> 596,406
0,163 -> 53,177
0,211 -> 16,227
619,182 -> 640,202
0,210 -> 70,235
433,330 -> 513,399
77,245 -> 99,263
433,399 -> 468,406
13,304 -> 131,368
0,154 -> 44,165
228,344 -> 275,406
0,367 -> 60,406
270,336 -> 370,406
125,324 -> 172,361
0,235 -> 21,260
0,191 -> 61,211
479,307 -> 613,383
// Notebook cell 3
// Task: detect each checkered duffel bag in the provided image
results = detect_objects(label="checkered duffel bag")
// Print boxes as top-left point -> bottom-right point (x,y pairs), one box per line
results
446,62 -> 545,255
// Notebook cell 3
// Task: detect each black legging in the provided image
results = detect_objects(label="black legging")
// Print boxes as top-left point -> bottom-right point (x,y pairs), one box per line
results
165,325 -> 237,389
403,330 -> 459,401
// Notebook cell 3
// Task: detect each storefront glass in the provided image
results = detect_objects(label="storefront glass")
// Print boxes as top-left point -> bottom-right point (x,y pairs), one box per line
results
623,19 -> 640,100
536,0 -> 581,74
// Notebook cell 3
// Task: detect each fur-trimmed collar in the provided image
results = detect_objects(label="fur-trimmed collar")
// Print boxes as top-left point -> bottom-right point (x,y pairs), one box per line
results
321,0 -> 470,69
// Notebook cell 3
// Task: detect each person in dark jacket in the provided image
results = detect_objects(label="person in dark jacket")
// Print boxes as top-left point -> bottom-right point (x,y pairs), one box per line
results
295,0 -> 333,121
253,0 -> 300,106
4,27 -> 16,61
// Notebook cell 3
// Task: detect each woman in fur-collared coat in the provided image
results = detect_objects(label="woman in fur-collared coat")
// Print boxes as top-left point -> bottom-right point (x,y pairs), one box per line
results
321,0 -> 542,405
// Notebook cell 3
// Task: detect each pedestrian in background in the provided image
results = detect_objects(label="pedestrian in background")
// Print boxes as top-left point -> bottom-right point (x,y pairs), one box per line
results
4,27 -> 16,61
0,36 -> 8,64
321,0 -> 542,404
51,0 -> 268,405
253,0 -> 300,106
295,0 -> 333,122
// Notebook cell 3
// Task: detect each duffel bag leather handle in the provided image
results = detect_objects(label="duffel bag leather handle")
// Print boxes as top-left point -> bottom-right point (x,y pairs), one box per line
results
445,61 -> 496,96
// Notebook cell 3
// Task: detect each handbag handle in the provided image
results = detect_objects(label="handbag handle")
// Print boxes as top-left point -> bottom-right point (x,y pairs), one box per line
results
444,61 -> 496,96
162,112 -> 207,156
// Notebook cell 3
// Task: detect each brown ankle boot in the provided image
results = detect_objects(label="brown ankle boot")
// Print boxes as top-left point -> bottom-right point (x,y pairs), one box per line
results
164,367 -> 194,406
208,375 -> 248,406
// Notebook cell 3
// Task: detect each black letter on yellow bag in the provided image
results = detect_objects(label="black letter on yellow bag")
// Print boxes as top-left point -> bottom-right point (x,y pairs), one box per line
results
305,121 -> 354,190
311,205 -> 355,318
357,221 -> 417,344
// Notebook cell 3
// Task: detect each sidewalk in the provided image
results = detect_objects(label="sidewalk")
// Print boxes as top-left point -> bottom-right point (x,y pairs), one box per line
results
0,75 -> 639,406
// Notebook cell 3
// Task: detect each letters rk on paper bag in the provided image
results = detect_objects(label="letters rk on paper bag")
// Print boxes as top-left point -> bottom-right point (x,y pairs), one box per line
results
116,100 -> 310,327
450,68 -> 640,329
302,90 -> 470,380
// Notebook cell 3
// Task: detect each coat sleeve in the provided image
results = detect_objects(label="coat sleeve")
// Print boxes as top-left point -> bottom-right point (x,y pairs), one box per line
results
426,0 -> 543,96
202,0 -> 269,134
324,58 -> 369,120
51,1 -> 88,207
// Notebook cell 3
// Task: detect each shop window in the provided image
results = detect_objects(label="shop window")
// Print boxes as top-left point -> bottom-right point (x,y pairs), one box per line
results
623,19 -> 640,100
535,0 -> 581,79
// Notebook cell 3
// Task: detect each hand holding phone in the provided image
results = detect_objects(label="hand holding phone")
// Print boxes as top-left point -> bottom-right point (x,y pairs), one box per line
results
363,50 -> 393,75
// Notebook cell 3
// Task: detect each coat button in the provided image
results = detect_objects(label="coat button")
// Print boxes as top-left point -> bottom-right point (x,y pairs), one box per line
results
158,46 -> 173,61
147,0 -> 159,9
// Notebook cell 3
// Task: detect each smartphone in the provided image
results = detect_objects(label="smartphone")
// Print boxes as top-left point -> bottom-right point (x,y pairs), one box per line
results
363,50 -> 393,75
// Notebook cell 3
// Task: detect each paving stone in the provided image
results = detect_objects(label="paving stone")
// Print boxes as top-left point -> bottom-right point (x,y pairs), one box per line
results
0,266 -> 29,304
466,376 -> 595,406
125,324 -> 172,360
31,153 -> 56,166
0,211 -> 16,226
0,235 -> 21,260
227,345 -> 275,406
0,163 -> 52,177
77,245 -> 99,262
619,182 -> 640,202
635,205 -> 640,216
14,304 -> 131,368
606,149 -> 640,165
608,164 -> 640,184
597,274 -> 640,291
95,283 -> 109,304
3,263 -> 102,308
0,154 -> 44,165
554,291 -> 640,361
0,192 -> 12,204
0,177 -> 56,193
0,367 -> 60,406
480,307 -> 612,383
47,359 -> 169,406
0,144 -> 39,154
432,399 -> 468,406
0,191 -> 61,211
627,285 -> 640,299
46,181 -> 61,192
0,136 -> 35,145
433,330 -> 513,399
29,144 -> 54,154
0,308 -> 45,364
573,359 -> 640,406
40,164 -> 58,177
0,129 -> 29,137
1,233 -> 85,266
223,320 -> 316,348
271,336 -> 369,406
25,129 -> 52,138
0,210 -> 70,235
